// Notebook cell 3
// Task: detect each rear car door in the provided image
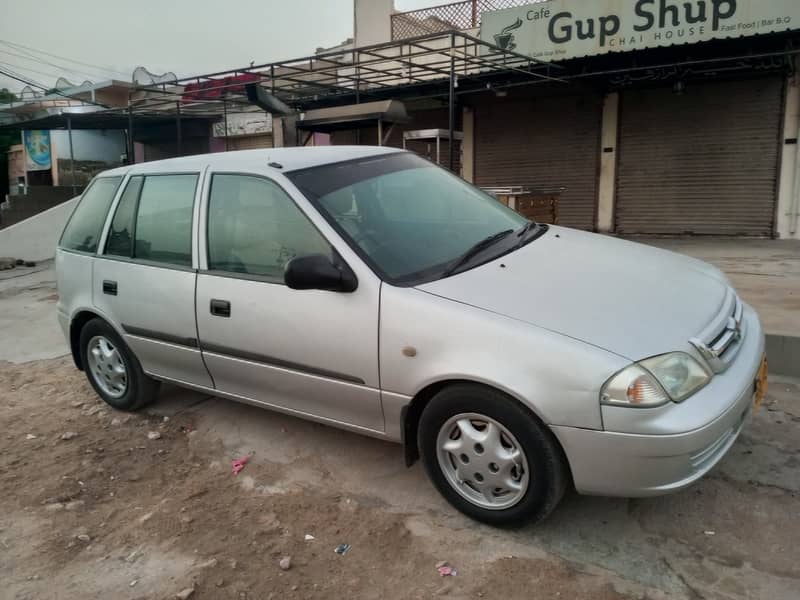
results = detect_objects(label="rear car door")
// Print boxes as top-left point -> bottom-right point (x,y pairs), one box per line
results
93,171 -> 213,387
195,171 -> 383,432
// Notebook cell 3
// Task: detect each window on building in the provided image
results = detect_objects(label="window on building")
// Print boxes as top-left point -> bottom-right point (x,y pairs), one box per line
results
207,174 -> 331,281
133,174 -> 198,267
59,176 -> 122,253
105,176 -> 143,257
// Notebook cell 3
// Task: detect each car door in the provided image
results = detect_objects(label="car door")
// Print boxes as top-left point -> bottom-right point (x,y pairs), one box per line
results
195,171 -> 383,432
93,171 -> 213,388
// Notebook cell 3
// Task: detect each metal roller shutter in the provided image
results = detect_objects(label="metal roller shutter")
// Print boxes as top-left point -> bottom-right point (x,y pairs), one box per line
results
228,134 -> 273,151
473,94 -> 603,230
615,77 -> 783,236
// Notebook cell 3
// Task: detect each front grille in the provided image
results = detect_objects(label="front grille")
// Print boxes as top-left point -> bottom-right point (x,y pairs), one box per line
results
690,288 -> 744,373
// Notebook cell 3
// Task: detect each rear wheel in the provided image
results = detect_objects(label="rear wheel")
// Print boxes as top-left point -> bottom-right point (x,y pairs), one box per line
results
79,318 -> 159,411
418,383 -> 568,526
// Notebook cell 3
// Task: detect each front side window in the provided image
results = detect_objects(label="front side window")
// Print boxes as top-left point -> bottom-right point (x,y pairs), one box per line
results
207,174 -> 331,281
288,153 -> 528,284
60,176 -> 122,253
133,174 -> 198,266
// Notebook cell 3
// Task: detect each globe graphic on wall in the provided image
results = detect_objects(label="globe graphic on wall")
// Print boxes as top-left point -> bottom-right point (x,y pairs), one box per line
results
24,131 -> 51,167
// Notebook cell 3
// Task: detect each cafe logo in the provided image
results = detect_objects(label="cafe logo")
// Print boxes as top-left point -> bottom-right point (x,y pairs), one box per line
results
494,17 -> 523,50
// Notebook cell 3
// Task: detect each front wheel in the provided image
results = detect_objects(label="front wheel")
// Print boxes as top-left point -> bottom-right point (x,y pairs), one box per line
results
418,383 -> 569,526
79,318 -> 159,411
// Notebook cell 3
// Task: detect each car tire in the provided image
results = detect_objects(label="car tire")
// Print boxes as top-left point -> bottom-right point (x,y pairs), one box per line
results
418,383 -> 569,526
79,318 -> 160,411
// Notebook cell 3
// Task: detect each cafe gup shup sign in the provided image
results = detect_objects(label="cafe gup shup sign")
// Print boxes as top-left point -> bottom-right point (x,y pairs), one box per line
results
481,0 -> 800,62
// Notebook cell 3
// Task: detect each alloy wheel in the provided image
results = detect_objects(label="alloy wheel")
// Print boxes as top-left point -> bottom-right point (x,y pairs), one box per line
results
86,335 -> 128,398
436,412 -> 530,510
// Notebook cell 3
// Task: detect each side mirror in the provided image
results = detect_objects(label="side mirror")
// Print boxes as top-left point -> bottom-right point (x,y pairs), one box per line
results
284,254 -> 358,293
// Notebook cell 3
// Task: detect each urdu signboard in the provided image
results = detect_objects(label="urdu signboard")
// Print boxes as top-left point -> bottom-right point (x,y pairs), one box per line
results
481,0 -> 800,62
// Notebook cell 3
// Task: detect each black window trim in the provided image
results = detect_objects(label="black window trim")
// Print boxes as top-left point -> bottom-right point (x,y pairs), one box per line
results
101,171 -> 200,269
202,171 -> 350,286
58,174 -> 124,254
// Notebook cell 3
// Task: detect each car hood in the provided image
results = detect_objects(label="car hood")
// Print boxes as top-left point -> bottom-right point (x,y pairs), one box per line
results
417,226 -> 729,360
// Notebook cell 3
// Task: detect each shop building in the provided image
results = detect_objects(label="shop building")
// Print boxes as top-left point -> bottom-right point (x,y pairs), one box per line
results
468,0 -> 800,238
333,0 -> 800,238
9,0 -> 798,238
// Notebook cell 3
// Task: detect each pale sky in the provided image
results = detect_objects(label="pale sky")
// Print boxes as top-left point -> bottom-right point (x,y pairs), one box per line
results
0,0 -> 446,93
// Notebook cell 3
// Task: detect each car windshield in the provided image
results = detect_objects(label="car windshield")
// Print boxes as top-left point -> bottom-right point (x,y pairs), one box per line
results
288,153 -> 530,284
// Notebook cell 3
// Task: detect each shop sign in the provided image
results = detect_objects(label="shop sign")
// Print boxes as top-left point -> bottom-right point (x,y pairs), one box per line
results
481,0 -> 800,61
212,112 -> 273,138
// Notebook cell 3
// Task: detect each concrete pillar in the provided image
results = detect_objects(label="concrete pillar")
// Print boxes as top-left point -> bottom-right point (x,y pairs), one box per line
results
596,92 -> 619,233
50,134 -> 60,186
462,106 -> 474,183
354,0 -> 393,47
776,70 -> 800,239
273,117 -> 285,148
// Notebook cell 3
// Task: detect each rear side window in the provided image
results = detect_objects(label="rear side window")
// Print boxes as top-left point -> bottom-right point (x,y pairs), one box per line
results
60,176 -> 122,253
131,174 -> 197,266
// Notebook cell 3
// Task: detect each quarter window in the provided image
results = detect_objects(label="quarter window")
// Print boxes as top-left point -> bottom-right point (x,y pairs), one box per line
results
133,174 -> 198,266
207,174 -> 331,280
59,176 -> 122,253
105,176 -> 143,257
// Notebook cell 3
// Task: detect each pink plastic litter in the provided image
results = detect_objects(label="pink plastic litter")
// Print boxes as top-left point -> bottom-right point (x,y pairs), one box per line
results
231,455 -> 249,475
437,565 -> 457,577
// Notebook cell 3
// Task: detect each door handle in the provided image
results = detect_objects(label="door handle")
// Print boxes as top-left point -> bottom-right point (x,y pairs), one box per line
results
103,280 -> 118,296
210,299 -> 231,318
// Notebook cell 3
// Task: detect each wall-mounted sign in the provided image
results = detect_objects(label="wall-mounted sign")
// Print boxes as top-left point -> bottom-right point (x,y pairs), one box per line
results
481,0 -> 800,62
22,130 -> 51,171
212,112 -> 273,138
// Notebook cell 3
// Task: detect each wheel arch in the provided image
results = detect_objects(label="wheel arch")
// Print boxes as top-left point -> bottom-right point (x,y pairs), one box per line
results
69,309 -> 113,370
401,378 -> 564,469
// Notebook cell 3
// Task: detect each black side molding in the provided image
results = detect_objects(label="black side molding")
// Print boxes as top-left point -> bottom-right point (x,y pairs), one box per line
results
201,342 -> 365,385
121,324 -> 198,349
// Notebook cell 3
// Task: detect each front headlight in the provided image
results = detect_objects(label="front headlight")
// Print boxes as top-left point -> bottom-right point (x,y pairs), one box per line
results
601,352 -> 711,408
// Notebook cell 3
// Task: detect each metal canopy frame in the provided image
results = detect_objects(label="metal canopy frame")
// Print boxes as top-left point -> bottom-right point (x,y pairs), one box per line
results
119,30 -> 565,169
9,28 -> 794,170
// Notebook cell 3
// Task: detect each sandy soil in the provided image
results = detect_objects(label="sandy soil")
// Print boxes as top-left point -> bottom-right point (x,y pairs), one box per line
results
1,357 -> 638,600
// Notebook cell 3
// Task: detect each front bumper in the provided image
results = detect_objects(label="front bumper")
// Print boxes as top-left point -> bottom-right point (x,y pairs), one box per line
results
552,305 -> 765,497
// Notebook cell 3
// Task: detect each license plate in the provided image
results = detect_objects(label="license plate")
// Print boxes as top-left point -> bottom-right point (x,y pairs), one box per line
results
753,354 -> 768,410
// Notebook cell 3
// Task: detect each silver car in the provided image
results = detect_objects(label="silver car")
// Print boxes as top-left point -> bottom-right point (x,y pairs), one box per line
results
56,147 -> 768,525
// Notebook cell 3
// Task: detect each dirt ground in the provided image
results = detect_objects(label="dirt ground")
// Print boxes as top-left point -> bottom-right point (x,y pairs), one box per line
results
2,358 -> 639,600
2,264 -> 800,599
2,357 -> 800,600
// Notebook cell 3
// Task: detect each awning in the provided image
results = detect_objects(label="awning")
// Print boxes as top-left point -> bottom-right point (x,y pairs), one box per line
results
0,106 -> 218,131
295,100 -> 410,132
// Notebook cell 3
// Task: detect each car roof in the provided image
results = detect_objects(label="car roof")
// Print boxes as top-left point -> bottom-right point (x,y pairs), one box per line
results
100,146 -> 403,178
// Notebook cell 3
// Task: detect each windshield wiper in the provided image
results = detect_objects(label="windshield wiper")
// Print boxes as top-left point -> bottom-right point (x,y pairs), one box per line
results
442,229 -> 514,277
514,220 -> 546,249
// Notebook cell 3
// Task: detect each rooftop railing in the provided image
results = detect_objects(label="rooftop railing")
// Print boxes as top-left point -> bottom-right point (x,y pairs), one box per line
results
391,0 -> 533,40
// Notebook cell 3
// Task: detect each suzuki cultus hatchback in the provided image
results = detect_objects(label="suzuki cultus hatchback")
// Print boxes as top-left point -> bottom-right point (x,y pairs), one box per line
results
56,147 -> 767,525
